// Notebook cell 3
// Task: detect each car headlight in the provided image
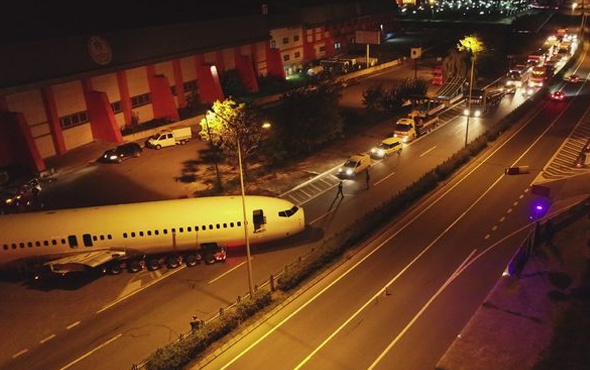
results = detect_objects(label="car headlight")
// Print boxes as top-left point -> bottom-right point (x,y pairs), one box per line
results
371,148 -> 378,154
109,155 -> 118,160
346,169 -> 353,176
463,108 -> 469,115
377,149 -> 385,156
338,168 -> 343,173
474,110 -> 481,117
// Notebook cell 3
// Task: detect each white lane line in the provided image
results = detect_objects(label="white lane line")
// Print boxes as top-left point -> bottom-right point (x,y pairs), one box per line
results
67,321 -> 81,330
208,259 -> 251,284
420,146 -> 437,157
58,334 -> 122,370
500,216 -> 506,222
513,201 -> 518,206
374,171 -> 396,186
40,334 -> 56,344
12,349 -> 28,359
507,208 -> 512,214
97,266 -> 186,314
367,251 -> 477,370
492,226 -> 498,231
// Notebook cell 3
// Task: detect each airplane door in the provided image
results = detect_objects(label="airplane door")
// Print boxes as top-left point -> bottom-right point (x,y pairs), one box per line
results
68,235 -> 79,249
253,209 -> 266,232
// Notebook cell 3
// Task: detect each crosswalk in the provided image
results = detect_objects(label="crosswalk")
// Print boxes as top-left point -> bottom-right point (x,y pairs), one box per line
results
536,111 -> 590,182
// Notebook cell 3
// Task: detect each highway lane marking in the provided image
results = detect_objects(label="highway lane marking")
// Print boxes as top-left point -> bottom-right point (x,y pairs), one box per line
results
507,208 -> 513,214
67,321 -> 80,330
96,266 -> 186,314
12,348 -> 28,359
208,259 -> 251,284
484,234 -> 490,240
300,98 -> 569,367
420,146 -> 437,157
492,226 -> 498,231
500,216 -> 506,222
367,250 -> 477,370
374,171 -> 396,186
40,334 -> 56,344
220,102 -> 550,369
58,333 -> 122,370
513,201 -> 518,206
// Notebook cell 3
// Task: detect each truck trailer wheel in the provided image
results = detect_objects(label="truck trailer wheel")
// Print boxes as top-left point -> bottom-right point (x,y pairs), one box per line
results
147,258 -> 160,270
127,260 -> 142,273
167,256 -> 180,269
184,253 -> 198,267
108,263 -> 123,275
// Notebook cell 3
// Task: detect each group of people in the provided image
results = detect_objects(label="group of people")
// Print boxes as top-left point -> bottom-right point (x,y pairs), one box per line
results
336,168 -> 371,198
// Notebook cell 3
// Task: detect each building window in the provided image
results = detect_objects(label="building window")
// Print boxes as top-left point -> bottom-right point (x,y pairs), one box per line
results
170,85 -> 176,95
283,54 -> 290,61
60,111 -> 89,129
282,37 -> 289,44
319,46 -> 326,53
294,51 -> 301,58
130,93 -> 151,108
111,101 -> 122,113
183,80 -> 197,92
294,35 -> 300,42
271,40 -> 276,48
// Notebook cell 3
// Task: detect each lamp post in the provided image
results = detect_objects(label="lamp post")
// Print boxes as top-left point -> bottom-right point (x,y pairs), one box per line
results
457,35 -> 483,148
206,108 -> 270,298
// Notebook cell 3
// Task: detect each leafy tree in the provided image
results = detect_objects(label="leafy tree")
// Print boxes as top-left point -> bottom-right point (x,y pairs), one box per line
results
362,84 -> 385,112
442,49 -> 468,78
199,99 -> 268,166
275,82 -> 343,155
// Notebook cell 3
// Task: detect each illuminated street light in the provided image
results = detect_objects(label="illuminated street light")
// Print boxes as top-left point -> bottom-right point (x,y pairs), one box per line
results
573,2 -> 578,15
207,108 -> 270,297
457,35 -> 484,148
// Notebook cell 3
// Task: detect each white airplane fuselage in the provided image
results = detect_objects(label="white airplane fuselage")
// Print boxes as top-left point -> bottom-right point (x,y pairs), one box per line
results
0,195 -> 305,271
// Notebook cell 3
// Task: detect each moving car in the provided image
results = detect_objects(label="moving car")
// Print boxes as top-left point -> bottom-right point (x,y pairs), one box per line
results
99,142 -> 142,163
564,74 -> 580,83
549,90 -> 565,101
337,153 -> 371,178
370,137 -> 403,159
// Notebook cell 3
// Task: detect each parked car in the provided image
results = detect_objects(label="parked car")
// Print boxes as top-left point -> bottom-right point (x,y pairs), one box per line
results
337,153 -> 371,178
99,142 -> 142,163
370,137 -> 403,159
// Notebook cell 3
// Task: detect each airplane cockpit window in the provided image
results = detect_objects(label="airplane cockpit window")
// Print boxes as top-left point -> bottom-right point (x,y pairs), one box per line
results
278,206 -> 299,217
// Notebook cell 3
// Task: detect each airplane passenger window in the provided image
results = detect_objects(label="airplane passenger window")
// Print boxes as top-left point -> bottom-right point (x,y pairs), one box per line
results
44,241 -> 49,246
237,221 -> 241,227
147,231 -> 152,236
28,242 -> 32,248
223,223 -> 227,228
93,235 -> 98,241
172,228 -> 176,233
202,225 -> 206,231
100,235 -> 105,240
230,222 -> 234,227
12,243 -> 17,249
36,241 -> 41,247
20,243 -> 24,248
108,235 -> 112,239
123,233 -> 128,238
163,229 -> 168,234
179,227 -> 184,233
155,230 -> 159,235
187,227 -> 192,232
216,224 -> 220,229
52,240 -> 57,245
3,244 -> 7,250
131,232 -> 136,237
209,225 -> 213,230
139,231 -> 144,237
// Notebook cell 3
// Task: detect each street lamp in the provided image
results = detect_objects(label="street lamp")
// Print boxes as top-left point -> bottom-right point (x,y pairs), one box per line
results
573,2 -> 578,15
207,108 -> 270,297
457,36 -> 484,148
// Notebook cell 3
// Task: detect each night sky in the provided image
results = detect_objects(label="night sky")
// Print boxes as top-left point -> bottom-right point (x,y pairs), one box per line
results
1,0 -> 364,44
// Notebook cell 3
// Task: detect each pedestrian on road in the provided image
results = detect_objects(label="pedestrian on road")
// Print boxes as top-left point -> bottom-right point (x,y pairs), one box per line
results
365,169 -> 370,189
336,181 -> 344,198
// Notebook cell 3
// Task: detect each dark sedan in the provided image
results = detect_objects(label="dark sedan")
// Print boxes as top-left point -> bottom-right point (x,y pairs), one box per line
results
99,142 -> 142,163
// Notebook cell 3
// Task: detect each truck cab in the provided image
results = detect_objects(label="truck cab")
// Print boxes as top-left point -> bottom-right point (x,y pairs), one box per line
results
394,118 -> 417,143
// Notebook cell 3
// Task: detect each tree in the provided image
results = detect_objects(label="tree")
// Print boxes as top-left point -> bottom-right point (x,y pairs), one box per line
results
442,49 -> 468,79
199,99 -> 268,166
362,84 -> 385,112
275,82 -> 343,155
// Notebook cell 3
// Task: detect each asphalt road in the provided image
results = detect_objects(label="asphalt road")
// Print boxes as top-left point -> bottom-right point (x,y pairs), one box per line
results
198,46 -> 590,370
1,19 -> 587,370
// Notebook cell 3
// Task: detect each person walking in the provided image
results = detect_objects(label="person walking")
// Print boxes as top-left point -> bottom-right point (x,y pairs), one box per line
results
365,168 -> 370,189
336,181 -> 344,198
190,315 -> 203,331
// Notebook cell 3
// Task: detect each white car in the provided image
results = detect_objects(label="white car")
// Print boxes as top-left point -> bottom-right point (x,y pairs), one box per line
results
370,137 -> 403,159
337,153 -> 371,178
